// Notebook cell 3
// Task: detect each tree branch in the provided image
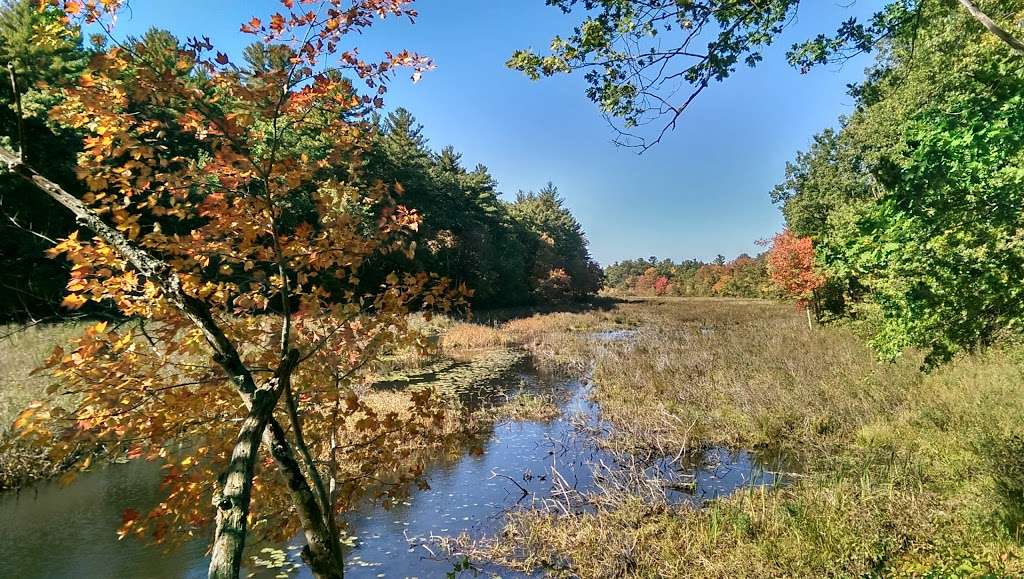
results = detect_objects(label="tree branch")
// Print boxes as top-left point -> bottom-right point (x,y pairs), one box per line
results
957,0 -> 1024,55
0,147 -> 340,579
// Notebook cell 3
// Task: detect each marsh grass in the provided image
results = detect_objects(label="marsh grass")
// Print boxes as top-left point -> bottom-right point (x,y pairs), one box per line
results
0,321 -> 88,489
490,391 -> 561,422
589,299 -> 923,453
467,299 -> 1024,577
440,322 -> 511,353
0,322 -> 86,426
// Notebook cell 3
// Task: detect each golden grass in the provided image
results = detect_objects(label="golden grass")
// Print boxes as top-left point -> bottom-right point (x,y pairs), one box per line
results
0,321 -> 89,489
0,322 -> 86,429
467,299 -> 1024,577
439,322 -> 510,352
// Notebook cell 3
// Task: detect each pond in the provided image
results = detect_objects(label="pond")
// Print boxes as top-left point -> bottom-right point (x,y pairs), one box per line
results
0,342 -> 791,578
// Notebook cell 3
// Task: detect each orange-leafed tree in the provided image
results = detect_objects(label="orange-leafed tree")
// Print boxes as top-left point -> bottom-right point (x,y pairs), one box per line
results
631,266 -> 659,295
766,230 -> 826,322
5,2 -> 464,578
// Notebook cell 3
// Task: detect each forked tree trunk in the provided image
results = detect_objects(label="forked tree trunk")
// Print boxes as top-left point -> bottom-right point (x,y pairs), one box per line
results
265,420 -> 344,579
209,376 -> 289,578
0,149 -> 343,579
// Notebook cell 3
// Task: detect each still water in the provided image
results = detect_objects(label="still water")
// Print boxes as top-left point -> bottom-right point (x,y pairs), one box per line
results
0,346 -> 788,578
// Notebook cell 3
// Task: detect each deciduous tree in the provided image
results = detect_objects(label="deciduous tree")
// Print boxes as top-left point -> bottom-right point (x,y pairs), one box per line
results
5,2 -> 464,578
511,0 -> 1024,148
767,229 -> 825,326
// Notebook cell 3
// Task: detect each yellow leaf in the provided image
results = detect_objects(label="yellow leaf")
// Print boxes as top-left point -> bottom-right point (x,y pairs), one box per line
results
61,294 -> 87,310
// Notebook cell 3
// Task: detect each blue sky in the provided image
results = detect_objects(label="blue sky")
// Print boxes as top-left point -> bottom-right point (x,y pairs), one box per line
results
107,0 -> 884,266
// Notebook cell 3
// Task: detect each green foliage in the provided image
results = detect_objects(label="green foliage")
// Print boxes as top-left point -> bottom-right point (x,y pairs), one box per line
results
604,254 -> 775,299
0,0 -> 89,321
508,183 -> 602,301
0,27 -> 600,319
362,109 -> 598,307
508,0 -> 959,147
508,0 -> 803,145
773,0 -> 1024,363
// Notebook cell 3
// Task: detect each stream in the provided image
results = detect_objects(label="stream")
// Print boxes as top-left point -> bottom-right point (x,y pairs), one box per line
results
0,334 -> 790,578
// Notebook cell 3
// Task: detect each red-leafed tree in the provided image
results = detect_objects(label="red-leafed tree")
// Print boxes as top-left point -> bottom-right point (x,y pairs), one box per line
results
653,275 -> 670,296
630,266 -> 658,294
767,230 -> 826,324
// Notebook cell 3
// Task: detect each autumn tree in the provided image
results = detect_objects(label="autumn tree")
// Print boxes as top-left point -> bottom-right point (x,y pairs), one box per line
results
605,255 -> 771,298
4,2 -> 464,579
652,274 -> 670,296
631,266 -> 659,295
766,229 -> 825,326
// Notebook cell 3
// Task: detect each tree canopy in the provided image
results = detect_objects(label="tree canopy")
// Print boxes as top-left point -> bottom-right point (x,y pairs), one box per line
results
2,2 -> 464,577
510,0 -> 1024,149
771,0 -> 1024,363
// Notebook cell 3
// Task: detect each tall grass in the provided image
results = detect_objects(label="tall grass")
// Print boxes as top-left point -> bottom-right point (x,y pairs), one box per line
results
589,299 -> 923,453
0,322 -> 87,488
473,299 -> 1024,577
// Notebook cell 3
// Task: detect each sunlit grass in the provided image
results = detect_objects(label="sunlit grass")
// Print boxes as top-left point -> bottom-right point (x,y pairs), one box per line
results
468,299 -> 1024,577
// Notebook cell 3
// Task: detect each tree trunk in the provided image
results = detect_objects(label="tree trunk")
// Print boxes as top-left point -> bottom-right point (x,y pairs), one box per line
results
0,149 -> 343,579
207,350 -> 298,578
265,420 -> 344,579
957,0 -> 1024,55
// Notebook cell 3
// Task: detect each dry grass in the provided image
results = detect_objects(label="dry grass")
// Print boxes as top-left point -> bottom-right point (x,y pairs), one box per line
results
0,321 -> 88,489
439,322 -> 510,352
465,299 -> 1024,577
0,322 -> 85,427
588,299 -> 923,453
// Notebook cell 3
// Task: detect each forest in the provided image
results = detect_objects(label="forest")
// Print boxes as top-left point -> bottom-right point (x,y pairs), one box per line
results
1,1 -> 1023,578
0,3 -> 601,320
603,253 -> 777,298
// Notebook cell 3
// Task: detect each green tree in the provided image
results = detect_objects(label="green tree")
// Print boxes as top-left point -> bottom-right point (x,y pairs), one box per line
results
775,1 -> 1024,363
509,182 -> 602,300
0,0 -> 88,320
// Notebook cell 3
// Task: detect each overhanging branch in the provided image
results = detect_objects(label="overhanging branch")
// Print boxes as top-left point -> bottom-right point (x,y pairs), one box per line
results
958,0 -> 1024,55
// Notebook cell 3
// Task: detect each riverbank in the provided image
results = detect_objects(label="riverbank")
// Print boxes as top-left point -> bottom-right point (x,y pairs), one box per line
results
0,304 -> 785,578
0,301 -> 621,491
0,322 -> 89,490
467,298 -> 1024,576
5,299 -> 1022,576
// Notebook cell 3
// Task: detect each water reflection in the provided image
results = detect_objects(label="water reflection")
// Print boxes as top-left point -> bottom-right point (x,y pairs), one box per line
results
0,358 -> 793,578
0,460 -> 209,579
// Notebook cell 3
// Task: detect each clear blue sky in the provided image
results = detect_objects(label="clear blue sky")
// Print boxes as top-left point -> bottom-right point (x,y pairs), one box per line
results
107,0 -> 883,266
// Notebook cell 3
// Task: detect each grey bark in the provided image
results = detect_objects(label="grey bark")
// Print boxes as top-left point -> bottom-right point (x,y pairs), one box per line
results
957,0 -> 1024,55
0,149 -> 342,579
210,350 -> 298,579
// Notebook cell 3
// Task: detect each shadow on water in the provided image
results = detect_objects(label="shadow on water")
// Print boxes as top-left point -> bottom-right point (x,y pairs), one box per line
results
0,330 -> 798,578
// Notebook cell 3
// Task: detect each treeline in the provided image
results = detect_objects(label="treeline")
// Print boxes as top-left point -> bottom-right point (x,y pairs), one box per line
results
603,254 -> 777,299
364,110 -> 601,307
773,0 -> 1024,364
0,2 -> 600,321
